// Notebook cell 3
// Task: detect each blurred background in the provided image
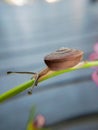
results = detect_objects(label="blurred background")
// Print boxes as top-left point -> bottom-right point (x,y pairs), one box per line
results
0,0 -> 98,129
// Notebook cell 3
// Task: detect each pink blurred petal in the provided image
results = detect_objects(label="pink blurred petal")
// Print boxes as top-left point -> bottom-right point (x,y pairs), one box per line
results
94,43 -> 98,53
89,52 -> 98,61
92,71 -> 98,86
34,114 -> 45,128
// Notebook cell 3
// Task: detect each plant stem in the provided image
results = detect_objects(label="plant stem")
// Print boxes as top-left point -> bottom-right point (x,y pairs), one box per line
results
0,61 -> 98,103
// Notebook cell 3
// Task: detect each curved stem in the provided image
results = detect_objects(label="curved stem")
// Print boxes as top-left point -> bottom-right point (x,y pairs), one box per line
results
0,61 -> 98,103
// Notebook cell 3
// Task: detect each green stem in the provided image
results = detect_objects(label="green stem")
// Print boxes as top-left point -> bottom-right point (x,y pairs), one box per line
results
0,61 -> 98,103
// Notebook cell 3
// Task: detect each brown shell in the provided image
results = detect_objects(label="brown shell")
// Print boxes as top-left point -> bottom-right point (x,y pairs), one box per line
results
44,48 -> 83,70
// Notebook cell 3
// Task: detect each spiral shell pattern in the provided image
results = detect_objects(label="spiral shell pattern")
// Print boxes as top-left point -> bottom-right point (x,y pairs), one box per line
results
44,47 -> 83,70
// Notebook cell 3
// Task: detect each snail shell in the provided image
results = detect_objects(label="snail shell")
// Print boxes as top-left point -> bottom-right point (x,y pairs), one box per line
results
44,48 -> 83,71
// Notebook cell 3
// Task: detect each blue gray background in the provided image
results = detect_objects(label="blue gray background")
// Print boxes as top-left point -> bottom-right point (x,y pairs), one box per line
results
0,0 -> 98,129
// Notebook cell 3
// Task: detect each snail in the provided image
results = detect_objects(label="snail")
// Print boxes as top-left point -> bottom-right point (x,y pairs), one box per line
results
7,47 -> 84,94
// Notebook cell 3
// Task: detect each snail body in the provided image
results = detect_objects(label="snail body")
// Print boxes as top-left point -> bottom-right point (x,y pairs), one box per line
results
7,47 -> 84,92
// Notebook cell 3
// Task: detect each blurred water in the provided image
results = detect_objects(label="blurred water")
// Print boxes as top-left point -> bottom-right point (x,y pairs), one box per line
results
0,0 -> 98,130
